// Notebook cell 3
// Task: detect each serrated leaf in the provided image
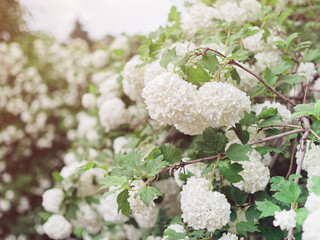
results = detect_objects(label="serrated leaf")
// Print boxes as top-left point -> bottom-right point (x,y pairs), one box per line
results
219,162 -> 244,183
168,6 -> 181,23
196,128 -> 228,154
263,67 -> 277,86
224,185 -> 248,204
65,203 -> 78,220
256,200 -> 281,218
258,115 -> 282,128
245,205 -> 261,222
160,48 -> 177,68
292,103 -> 315,119
233,123 -> 249,144
311,176 -> 320,196
295,208 -> 308,231
286,32 -> 299,46
257,107 -> 278,119
226,143 -> 252,161
117,189 -> 130,217
281,74 -> 303,85
159,143 -> 181,164
255,146 -> 283,155
239,111 -> 259,125
236,221 -> 259,236
135,186 -> 163,206
270,62 -> 292,75
273,180 -> 301,204
125,150 -> 144,171
187,64 -> 211,83
146,155 -> 167,177
199,52 -> 219,73
303,49 -> 320,61
99,176 -> 127,190
230,67 -> 241,85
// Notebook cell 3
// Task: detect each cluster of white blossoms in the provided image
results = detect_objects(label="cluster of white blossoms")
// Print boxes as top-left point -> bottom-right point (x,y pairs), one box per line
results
273,210 -> 296,231
180,177 -> 231,231
218,232 -> 240,240
41,188 -> 64,214
143,72 -> 251,135
303,192 -> 320,239
252,101 -> 292,124
232,150 -> 270,193
296,141 -> 320,178
43,215 -> 72,240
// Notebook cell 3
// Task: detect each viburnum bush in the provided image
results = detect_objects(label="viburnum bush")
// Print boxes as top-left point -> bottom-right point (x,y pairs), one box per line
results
3,0 -> 320,239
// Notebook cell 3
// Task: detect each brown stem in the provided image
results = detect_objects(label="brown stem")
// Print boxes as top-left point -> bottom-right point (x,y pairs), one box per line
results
229,60 -> 297,107
286,137 -> 297,180
306,0 -> 319,23
310,129 -> 320,141
249,128 -> 304,145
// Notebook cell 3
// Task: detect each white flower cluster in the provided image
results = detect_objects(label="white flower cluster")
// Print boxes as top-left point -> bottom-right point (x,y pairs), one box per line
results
232,150 -> 270,193
252,101 -> 292,124
143,72 -> 251,135
303,192 -> 320,239
296,141 -> 320,177
218,232 -> 240,240
180,177 -> 230,232
43,214 -> 72,240
42,188 -> 64,214
273,210 -> 296,231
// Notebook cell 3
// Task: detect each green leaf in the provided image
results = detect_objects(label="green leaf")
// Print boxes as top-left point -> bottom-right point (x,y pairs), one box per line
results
273,180 -> 301,204
89,84 -> 98,94
219,161 -> 244,183
187,64 -> 211,83
73,228 -> 85,239
199,51 -> 219,73
99,176 -> 128,190
164,229 -> 187,239
233,123 -> 249,145
236,221 -> 259,236
160,47 -> 177,68
257,107 -> 278,119
65,203 -> 78,220
196,128 -> 228,154
295,208 -> 308,231
311,176 -> 320,196
146,155 -> 167,177
245,205 -> 261,222
52,171 -> 63,182
286,32 -> 299,46
270,62 -> 292,75
303,49 -> 320,62
258,115 -> 282,128
117,189 -> 130,217
230,67 -> 241,85
256,200 -> 281,218
125,150 -> 144,170
263,67 -> 277,86
135,186 -> 163,206
159,143 -> 181,164
255,146 -> 283,155
281,74 -> 303,85
239,111 -> 259,125
226,143 -> 252,161
168,6 -> 181,23
292,103 -> 316,119
225,185 -> 248,205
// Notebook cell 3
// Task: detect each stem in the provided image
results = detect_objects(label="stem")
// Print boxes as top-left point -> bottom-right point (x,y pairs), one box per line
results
229,60 -> 297,107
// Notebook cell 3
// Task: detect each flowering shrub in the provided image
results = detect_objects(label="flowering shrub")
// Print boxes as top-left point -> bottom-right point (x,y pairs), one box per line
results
2,0 -> 320,239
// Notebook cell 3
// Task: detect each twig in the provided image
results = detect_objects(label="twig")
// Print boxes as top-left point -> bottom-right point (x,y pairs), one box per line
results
249,128 -> 304,145
287,117 -> 310,240
310,129 -> 320,141
286,137 -> 297,180
306,0 -> 319,23
229,60 -> 297,107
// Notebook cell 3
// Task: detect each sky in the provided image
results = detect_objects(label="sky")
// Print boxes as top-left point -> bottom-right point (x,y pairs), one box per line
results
20,0 -> 186,41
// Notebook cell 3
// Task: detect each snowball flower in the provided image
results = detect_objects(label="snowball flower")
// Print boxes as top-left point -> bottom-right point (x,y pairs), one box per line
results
133,206 -> 159,229
81,93 -> 96,109
218,232 -> 239,240
180,177 -> 230,232
273,209 -> 296,230
242,27 -> 265,53
77,168 -> 106,197
232,152 -> 270,193
297,62 -> 317,82
98,97 -> 127,132
174,161 -> 207,187
144,60 -> 167,85
302,209 -> 320,240
43,215 -> 72,240
91,49 -> 109,68
199,81 -> 251,128
305,193 -> 320,213
252,101 -> 291,124
42,188 -> 64,213
254,51 -> 281,73
142,72 -> 199,126
296,141 -> 320,174
122,55 -> 145,102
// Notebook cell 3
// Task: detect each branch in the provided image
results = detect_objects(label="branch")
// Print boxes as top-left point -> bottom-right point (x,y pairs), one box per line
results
229,60 -> 297,107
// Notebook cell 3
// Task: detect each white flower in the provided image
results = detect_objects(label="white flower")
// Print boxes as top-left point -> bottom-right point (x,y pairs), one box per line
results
242,27 -> 265,53
98,190 -> 128,223
254,51 -> 281,73
113,136 -> 130,154
81,93 -> 96,109
122,55 -> 145,102
77,168 -> 106,197
63,152 -> 77,166
298,62 -> 317,82
296,141 -> 320,174
240,0 -> 261,22
302,209 -> 320,240
110,35 -> 130,55
305,193 -> 320,213
43,215 -> 72,240
234,64 -> 258,92
252,101 -> 292,124
313,78 -> 320,99
232,152 -> 270,193
144,60 -> 167,85
76,112 -> 99,141
42,188 -> 64,213
97,73 -> 119,102
133,206 -> 159,229
216,2 -> 246,25
163,223 -> 186,239
273,209 -> 296,230
123,224 -> 143,240
142,72 -> 199,126
180,177 -> 230,232
218,232 -> 239,240
98,97 -> 127,132
199,81 -> 251,128
91,49 -> 109,68
181,3 -> 220,36
174,161 -> 207,187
